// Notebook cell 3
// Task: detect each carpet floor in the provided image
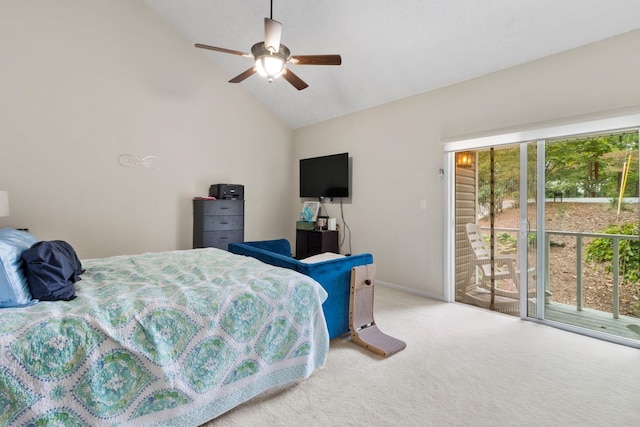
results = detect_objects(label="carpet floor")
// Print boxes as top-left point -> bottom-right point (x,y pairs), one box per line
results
205,286 -> 640,426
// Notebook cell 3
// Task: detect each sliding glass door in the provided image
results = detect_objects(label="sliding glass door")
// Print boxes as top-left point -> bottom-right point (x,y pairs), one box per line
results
447,118 -> 640,347
541,131 -> 640,341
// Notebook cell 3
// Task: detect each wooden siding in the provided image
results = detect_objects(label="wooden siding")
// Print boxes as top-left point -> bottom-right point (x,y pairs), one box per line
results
454,162 -> 476,292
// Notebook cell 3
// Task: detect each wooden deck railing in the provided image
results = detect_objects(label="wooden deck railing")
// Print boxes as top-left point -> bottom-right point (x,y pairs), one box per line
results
480,227 -> 639,319
544,230 -> 640,319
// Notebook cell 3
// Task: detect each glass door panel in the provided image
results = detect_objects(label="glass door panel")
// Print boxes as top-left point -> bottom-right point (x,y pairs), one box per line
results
542,132 -> 640,340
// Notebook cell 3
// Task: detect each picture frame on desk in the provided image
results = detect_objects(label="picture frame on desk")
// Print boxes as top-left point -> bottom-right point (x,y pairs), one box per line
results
316,216 -> 329,230
302,201 -> 320,222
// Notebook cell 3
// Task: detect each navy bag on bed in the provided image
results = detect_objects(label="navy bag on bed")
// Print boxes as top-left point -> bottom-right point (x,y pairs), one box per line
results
21,240 -> 83,301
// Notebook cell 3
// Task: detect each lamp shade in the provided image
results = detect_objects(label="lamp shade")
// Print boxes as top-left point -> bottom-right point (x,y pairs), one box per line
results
0,191 -> 9,217
255,55 -> 285,79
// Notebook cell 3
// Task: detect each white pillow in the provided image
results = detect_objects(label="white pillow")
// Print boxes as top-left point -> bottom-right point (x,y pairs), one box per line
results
299,252 -> 345,264
0,228 -> 39,308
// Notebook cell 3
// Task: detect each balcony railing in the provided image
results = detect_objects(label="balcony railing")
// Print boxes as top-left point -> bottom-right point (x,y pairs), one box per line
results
544,230 -> 639,319
481,227 -> 639,319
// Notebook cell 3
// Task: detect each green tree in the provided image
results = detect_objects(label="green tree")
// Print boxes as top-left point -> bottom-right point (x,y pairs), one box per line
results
545,133 -> 638,198
474,132 -> 638,204
477,147 -> 520,213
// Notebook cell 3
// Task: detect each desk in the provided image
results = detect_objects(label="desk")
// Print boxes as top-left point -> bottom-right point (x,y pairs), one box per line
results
295,229 -> 339,258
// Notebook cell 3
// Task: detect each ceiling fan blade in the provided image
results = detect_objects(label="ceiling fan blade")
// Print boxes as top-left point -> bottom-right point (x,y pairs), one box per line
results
195,43 -> 251,57
264,17 -> 282,53
282,68 -> 308,91
229,67 -> 257,83
290,55 -> 342,66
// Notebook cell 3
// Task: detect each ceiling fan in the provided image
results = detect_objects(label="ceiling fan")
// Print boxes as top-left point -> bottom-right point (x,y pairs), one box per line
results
195,0 -> 341,90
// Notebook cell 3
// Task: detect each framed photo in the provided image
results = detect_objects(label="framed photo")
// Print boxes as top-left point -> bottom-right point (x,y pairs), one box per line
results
317,216 -> 329,230
302,201 -> 320,222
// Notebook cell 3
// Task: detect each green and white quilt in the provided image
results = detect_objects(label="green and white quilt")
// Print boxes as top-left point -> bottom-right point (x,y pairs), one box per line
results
0,248 -> 329,426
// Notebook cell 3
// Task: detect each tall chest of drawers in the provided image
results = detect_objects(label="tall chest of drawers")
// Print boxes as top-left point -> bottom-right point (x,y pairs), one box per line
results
193,199 -> 244,250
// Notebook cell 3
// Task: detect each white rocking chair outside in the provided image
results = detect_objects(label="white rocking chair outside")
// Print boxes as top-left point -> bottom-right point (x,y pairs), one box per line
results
459,223 -> 537,312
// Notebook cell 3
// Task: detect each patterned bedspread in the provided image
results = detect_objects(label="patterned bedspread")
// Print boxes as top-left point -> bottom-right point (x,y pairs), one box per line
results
0,248 -> 329,426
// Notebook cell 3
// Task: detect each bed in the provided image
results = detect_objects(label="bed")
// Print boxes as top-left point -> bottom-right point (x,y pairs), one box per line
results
0,236 -> 329,426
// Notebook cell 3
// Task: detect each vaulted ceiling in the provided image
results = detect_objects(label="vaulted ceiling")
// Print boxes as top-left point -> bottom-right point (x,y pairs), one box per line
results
144,0 -> 640,129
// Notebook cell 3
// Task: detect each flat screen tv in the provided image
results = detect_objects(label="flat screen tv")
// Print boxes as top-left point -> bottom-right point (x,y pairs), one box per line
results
299,153 -> 349,199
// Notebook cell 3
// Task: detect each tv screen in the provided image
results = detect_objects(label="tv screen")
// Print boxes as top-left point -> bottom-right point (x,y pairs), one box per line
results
299,153 -> 349,199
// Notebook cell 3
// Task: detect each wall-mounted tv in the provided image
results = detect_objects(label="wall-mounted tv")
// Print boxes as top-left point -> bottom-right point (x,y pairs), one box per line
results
299,152 -> 349,199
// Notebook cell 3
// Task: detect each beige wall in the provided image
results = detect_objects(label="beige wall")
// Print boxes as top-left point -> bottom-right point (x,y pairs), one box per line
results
0,0 -> 294,258
2,1 -> 639,298
293,29 -> 640,299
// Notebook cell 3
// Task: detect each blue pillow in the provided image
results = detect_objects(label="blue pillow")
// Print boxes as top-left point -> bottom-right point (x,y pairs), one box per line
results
0,228 -> 39,308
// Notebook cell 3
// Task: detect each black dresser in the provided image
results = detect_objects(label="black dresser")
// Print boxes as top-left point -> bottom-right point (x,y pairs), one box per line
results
193,199 -> 244,250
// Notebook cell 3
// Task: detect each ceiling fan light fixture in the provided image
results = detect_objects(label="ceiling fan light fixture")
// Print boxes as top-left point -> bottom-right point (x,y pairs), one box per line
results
252,42 -> 290,81
256,55 -> 285,80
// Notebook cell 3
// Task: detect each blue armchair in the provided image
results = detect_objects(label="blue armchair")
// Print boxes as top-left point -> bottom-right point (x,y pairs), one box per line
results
228,239 -> 373,339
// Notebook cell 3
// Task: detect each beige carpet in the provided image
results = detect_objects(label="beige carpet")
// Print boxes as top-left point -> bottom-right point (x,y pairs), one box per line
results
205,286 -> 640,426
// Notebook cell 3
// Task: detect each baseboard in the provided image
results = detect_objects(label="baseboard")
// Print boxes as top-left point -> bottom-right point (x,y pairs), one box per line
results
376,280 -> 446,302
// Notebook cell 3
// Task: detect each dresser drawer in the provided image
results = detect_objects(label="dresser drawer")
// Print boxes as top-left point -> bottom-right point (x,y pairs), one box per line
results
200,215 -> 244,231
200,230 -> 244,250
196,200 -> 243,216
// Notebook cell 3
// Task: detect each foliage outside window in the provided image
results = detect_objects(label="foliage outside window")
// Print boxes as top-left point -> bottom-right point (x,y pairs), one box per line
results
585,222 -> 640,284
545,133 -> 639,198
476,133 -> 639,205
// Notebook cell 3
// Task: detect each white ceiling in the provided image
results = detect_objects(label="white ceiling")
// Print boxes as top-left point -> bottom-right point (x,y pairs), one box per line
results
144,0 -> 640,129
